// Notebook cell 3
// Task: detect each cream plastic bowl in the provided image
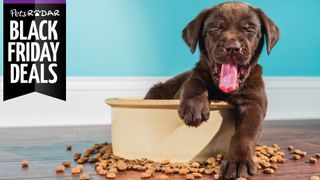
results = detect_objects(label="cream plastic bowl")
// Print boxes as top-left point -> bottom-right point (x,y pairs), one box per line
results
105,98 -> 235,163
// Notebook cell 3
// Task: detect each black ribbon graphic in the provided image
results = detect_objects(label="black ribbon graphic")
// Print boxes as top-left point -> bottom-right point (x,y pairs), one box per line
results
3,2 -> 66,101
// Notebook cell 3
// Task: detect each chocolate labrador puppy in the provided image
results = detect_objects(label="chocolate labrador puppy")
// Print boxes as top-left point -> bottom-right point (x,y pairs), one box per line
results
145,2 -> 279,179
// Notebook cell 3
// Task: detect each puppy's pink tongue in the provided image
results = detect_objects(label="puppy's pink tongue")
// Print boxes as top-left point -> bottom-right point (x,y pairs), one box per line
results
219,63 -> 238,93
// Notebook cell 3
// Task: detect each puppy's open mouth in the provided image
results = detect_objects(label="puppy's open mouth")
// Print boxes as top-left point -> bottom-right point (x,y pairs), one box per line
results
213,62 -> 249,93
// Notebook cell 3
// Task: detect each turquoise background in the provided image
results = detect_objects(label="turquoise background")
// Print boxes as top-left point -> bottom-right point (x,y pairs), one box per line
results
1,0 -> 320,76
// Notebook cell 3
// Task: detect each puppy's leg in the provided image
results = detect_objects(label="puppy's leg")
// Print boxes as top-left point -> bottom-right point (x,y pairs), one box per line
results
221,97 -> 266,179
144,71 -> 191,99
178,74 -> 210,127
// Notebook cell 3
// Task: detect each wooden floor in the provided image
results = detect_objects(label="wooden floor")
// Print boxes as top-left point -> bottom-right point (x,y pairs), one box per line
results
0,120 -> 319,180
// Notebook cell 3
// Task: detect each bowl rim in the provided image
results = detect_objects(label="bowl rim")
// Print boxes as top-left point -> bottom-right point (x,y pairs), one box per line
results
105,98 -> 234,110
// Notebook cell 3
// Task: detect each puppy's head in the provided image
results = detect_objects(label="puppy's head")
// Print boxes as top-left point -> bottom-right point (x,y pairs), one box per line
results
183,2 -> 280,93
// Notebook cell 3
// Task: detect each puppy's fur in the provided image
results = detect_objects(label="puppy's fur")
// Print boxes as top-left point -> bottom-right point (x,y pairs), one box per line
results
145,2 -> 279,179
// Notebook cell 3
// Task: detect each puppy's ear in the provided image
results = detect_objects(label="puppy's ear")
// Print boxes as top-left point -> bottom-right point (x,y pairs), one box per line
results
182,9 -> 210,54
256,8 -> 280,55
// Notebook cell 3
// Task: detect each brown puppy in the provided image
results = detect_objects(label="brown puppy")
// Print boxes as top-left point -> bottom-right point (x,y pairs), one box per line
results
145,2 -> 279,179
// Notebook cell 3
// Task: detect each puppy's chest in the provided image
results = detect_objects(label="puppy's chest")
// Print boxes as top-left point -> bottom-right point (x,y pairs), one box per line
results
208,86 -> 233,101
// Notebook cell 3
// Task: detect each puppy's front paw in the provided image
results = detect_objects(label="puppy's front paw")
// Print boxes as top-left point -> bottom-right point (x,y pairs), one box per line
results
178,95 -> 210,127
221,154 -> 257,179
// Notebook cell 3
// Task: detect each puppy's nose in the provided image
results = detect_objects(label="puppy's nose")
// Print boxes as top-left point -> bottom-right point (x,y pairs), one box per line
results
225,42 -> 242,55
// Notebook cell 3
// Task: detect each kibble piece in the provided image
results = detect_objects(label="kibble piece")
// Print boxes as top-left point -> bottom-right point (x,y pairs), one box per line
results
73,152 -> 81,160
204,168 -> 214,175
66,177 -> 74,180
61,161 -> 71,167
292,154 -> 301,160
140,172 -> 152,178
106,172 -> 117,179
310,176 -> 320,180
98,169 -> 108,175
76,164 -> 84,171
185,174 -> 194,180
309,158 -> 317,164
71,168 -> 81,174
164,168 -> 174,174
179,168 -> 189,175
263,168 -> 275,174
55,165 -> 65,172
161,159 -> 171,165
145,169 -> 155,175
236,178 -> 247,180
117,161 -> 127,170
21,160 -> 29,168
191,162 -> 200,168
189,168 -> 198,173
192,172 -> 203,178
261,162 -> 271,168
77,157 -> 88,164
213,174 -> 221,180
109,167 -> 118,173
270,164 -> 277,170
157,174 -> 169,180
287,146 -> 294,151
294,150 -> 307,156
206,157 -> 215,165
300,151 -> 307,157
88,157 -> 97,163
315,153 -> 320,158
198,168 -> 205,173
80,173 -> 90,180
277,157 -> 285,163
66,145 -> 72,151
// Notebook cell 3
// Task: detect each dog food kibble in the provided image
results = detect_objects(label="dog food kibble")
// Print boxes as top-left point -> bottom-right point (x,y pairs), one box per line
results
80,173 -> 90,180
294,149 -> 307,157
62,142 -> 320,180
263,168 -> 275,174
140,172 -> 152,178
213,174 -> 221,180
73,152 -> 81,160
192,172 -> 203,178
164,168 -> 174,174
236,178 -> 247,180
106,172 -> 117,179
66,145 -> 72,151
309,158 -> 317,164
270,164 -> 278,170
71,168 -> 81,174
117,161 -> 128,170
161,159 -> 171,165
21,160 -> 29,168
76,164 -> 84,171
191,162 -> 200,168
157,174 -> 169,180
61,161 -> 71,167
55,165 -> 65,173
292,154 -> 301,160
204,168 -> 214,175
98,169 -> 108,175
310,176 -> 320,180
185,174 -> 194,180
179,168 -> 189,175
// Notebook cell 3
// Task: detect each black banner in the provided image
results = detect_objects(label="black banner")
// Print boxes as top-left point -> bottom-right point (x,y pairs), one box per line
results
3,2 -> 66,101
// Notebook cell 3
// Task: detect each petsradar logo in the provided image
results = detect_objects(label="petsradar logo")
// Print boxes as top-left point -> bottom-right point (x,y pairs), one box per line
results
3,0 -> 66,101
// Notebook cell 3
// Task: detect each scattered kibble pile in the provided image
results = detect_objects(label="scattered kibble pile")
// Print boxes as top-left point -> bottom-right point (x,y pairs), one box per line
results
20,143 -> 320,179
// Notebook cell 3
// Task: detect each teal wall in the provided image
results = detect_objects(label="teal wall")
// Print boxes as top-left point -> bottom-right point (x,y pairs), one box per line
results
1,0 -> 320,76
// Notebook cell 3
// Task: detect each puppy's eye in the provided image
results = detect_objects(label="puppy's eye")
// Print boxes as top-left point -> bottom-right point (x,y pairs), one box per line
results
208,27 -> 223,33
242,28 -> 257,34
